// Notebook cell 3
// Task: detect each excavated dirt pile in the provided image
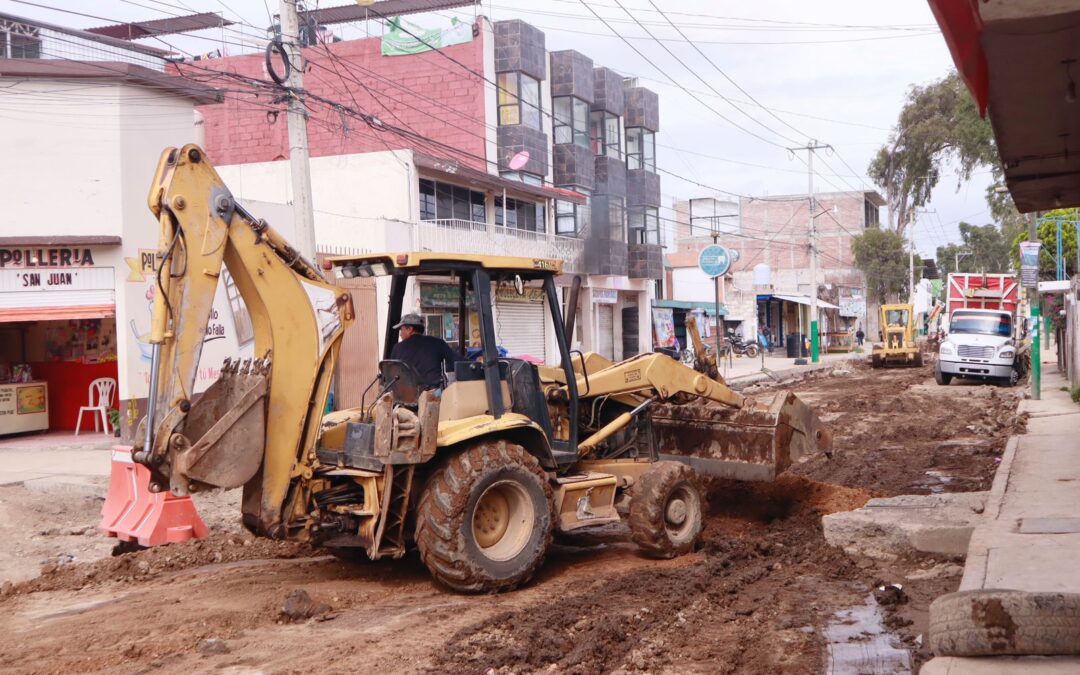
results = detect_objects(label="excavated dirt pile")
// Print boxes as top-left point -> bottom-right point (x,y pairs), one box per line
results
0,361 -> 1024,673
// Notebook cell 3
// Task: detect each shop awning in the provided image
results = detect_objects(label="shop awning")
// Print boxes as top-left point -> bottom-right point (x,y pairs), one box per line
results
652,299 -> 728,316
414,152 -> 588,205
0,304 -> 115,323
770,294 -> 840,310
927,0 -> 1080,211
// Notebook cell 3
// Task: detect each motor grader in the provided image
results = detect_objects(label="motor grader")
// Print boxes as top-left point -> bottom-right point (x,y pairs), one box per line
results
871,303 -> 923,368
133,145 -> 832,593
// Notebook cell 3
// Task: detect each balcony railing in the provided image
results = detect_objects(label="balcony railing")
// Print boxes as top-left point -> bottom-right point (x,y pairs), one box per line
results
417,219 -> 585,273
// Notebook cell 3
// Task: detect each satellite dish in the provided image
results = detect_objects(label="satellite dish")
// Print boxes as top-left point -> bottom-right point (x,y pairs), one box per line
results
508,150 -> 530,170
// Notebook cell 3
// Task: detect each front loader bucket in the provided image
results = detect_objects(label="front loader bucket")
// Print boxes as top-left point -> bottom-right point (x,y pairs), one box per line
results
171,358 -> 270,491
651,391 -> 832,482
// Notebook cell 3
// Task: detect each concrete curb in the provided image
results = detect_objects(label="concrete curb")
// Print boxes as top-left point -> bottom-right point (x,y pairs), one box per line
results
958,435 -> 1018,592
727,354 -> 861,388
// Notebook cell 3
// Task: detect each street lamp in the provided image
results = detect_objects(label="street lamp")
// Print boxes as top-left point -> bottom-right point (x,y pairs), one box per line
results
955,251 -> 973,273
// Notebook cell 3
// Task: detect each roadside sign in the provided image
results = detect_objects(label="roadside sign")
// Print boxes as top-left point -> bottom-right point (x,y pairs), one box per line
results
698,245 -> 732,278
1019,241 -> 1041,288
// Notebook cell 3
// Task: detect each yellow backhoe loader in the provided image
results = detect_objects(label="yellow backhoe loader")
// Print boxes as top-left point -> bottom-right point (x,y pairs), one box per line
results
871,303 -> 923,368
133,145 -> 832,593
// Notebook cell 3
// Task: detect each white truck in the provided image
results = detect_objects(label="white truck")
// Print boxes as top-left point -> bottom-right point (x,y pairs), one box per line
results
936,273 -> 1024,387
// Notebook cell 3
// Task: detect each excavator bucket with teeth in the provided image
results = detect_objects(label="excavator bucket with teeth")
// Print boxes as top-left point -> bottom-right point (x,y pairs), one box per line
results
650,389 -> 833,482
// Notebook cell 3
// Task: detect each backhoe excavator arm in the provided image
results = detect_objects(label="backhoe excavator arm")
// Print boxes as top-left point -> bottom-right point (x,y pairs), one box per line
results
135,145 -> 354,537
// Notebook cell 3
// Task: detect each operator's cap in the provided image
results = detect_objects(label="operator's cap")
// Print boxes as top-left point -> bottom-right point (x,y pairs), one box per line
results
393,312 -> 425,329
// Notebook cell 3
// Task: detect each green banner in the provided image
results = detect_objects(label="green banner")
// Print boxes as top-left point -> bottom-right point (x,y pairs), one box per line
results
381,16 -> 473,56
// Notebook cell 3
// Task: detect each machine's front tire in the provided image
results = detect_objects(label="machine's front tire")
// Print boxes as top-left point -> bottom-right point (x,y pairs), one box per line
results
930,589 -> 1080,656
935,365 -> 953,386
415,440 -> 552,593
629,461 -> 704,559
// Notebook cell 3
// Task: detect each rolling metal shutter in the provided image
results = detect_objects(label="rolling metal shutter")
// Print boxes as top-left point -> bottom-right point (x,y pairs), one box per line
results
494,301 -> 546,361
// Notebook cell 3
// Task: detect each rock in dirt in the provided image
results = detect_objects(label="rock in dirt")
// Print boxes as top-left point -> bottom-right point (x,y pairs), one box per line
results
198,639 -> 231,655
281,589 -> 332,622
873,584 -> 908,606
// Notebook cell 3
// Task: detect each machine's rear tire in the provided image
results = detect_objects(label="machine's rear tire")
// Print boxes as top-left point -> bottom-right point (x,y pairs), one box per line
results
871,354 -> 882,369
935,365 -> 953,386
415,440 -> 552,593
629,461 -> 704,559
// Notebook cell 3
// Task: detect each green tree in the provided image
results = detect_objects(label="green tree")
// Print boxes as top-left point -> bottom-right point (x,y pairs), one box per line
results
852,228 -> 916,304
869,72 -> 997,236
936,222 -> 1011,275
1009,208 -> 1079,280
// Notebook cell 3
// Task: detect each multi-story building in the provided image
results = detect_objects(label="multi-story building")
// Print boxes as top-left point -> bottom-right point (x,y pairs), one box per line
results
666,190 -> 884,352
0,12 -> 227,438
189,14 -> 664,384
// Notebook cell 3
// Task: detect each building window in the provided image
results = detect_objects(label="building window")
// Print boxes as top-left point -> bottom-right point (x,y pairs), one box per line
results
863,198 -> 880,227
496,196 -> 545,233
500,171 -> 544,186
498,72 -> 541,130
590,111 -> 621,158
555,199 -> 589,235
629,206 -> 660,244
1,24 -> 41,59
553,96 -> 590,147
419,178 -> 486,223
607,197 -> 626,241
626,127 -> 655,172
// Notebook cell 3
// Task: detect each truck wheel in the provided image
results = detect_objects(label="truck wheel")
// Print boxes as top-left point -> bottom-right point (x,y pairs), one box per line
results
629,461 -> 704,559
935,365 -> 952,386
415,440 -> 552,593
930,589 -> 1080,656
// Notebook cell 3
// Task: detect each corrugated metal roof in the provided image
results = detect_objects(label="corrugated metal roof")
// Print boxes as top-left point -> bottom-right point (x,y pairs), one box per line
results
85,12 -> 234,41
302,0 -> 480,25
0,60 -> 222,105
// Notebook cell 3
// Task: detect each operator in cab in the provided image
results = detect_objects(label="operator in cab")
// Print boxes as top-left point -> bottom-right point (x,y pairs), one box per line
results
390,313 -> 459,391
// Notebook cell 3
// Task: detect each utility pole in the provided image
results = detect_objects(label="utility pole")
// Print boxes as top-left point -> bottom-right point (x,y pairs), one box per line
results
278,0 -> 317,262
790,141 -> 830,364
1029,212 -> 1041,400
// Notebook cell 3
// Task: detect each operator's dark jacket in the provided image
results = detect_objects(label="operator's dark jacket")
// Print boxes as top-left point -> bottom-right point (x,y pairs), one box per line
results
391,334 -> 459,389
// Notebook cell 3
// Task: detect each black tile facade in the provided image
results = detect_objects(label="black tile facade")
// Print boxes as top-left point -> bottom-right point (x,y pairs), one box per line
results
593,67 -> 625,115
594,156 -> 627,198
497,125 -> 549,176
584,194 -> 628,276
626,168 -> 660,207
624,85 -> 659,132
494,20 -> 546,80
628,243 -> 664,279
553,143 -> 595,190
550,50 -> 594,101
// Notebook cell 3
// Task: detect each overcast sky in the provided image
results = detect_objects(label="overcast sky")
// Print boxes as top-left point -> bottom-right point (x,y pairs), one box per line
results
1,0 -> 994,258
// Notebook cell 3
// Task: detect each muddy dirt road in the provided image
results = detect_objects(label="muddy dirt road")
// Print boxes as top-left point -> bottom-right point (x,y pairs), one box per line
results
0,362 -> 1023,674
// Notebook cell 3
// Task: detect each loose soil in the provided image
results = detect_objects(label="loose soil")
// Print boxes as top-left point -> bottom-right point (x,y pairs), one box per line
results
0,360 -> 1024,674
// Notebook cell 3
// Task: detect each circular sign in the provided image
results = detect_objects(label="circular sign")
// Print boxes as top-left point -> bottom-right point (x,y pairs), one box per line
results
508,150 -> 530,170
698,245 -> 732,278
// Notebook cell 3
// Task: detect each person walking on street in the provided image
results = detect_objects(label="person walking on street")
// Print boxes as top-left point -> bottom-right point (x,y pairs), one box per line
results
855,326 -> 865,347
390,313 -> 459,390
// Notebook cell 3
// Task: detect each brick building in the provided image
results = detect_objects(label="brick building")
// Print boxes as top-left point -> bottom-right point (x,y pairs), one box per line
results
188,14 -> 663,370
667,190 -> 884,352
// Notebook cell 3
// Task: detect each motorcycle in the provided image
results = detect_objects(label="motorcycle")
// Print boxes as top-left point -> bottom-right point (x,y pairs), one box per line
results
724,330 -> 761,358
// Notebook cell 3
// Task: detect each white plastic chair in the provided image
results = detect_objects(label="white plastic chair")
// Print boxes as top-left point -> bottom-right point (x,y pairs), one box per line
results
75,377 -> 117,435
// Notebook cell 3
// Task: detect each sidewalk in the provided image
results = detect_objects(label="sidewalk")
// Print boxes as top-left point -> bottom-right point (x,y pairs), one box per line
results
717,349 -> 862,384
923,364 -> 1080,673
0,430 -> 113,491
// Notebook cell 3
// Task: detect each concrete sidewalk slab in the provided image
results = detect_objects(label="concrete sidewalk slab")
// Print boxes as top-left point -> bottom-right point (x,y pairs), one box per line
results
924,365 -> 1080,672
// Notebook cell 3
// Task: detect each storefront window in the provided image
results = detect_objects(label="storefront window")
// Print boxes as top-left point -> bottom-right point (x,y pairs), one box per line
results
553,96 -> 590,147
626,127 -> 656,172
